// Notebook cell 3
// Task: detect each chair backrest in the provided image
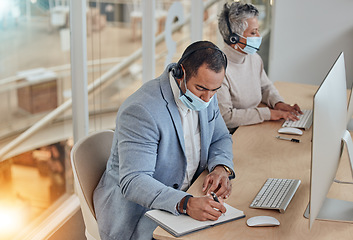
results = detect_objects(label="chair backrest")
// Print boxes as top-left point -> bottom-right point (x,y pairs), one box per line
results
70,130 -> 114,240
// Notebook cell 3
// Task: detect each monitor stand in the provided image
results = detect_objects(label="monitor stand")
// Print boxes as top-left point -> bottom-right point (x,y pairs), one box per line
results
304,198 -> 353,223
304,130 -> 353,223
347,118 -> 353,131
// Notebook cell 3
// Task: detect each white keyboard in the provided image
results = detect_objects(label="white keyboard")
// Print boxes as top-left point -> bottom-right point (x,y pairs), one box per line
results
282,109 -> 312,130
250,178 -> 301,213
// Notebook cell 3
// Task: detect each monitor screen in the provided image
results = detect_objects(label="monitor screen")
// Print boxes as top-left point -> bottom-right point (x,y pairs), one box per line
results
307,52 -> 353,228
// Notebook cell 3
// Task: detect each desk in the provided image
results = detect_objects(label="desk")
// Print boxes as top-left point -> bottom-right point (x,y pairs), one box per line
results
153,82 -> 353,240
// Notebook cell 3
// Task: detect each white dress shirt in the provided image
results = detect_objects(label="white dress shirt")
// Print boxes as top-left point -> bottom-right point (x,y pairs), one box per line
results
169,73 -> 201,191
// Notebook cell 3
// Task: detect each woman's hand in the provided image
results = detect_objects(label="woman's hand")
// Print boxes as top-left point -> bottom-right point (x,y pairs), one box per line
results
274,102 -> 302,115
270,109 -> 299,121
271,102 -> 303,121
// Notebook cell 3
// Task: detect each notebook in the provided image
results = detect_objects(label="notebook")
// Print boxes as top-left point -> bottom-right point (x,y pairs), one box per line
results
145,203 -> 245,237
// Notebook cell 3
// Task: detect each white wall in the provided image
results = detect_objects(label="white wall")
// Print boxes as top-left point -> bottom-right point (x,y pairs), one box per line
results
269,0 -> 353,87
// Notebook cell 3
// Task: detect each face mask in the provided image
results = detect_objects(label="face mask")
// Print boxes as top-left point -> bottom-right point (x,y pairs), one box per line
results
179,77 -> 213,111
238,35 -> 262,55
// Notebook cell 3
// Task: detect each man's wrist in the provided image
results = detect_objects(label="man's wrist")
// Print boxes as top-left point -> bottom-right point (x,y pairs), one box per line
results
214,165 -> 235,180
178,195 -> 193,215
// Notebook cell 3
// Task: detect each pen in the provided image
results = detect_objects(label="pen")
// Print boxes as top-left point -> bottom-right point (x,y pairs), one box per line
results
210,192 -> 225,216
276,135 -> 300,143
210,192 -> 219,202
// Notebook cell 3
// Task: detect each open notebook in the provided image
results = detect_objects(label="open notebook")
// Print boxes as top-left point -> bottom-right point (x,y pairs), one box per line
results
145,203 -> 245,237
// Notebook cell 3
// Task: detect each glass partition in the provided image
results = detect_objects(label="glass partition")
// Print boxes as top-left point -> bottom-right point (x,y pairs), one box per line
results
0,1 -> 73,239
0,1 -> 272,239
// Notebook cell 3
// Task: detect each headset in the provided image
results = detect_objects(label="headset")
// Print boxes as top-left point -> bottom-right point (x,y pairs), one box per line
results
225,10 -> 240,45
172,46 -> 228,79
225,5 -> 259,51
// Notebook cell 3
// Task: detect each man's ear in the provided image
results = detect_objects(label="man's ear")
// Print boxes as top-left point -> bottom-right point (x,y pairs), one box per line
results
176,64 -> 186,83
180,64 -> 185,78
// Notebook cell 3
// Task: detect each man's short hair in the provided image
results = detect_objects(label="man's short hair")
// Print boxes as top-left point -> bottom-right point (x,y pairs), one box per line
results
179,41 -> 227,81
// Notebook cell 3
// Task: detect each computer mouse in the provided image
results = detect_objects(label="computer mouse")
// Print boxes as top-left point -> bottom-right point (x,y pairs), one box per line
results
278,127 -> 303,136
246,216 -> 280,227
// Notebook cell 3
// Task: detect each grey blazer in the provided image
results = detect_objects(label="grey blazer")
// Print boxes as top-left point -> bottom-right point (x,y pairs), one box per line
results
93,64 -> 234,240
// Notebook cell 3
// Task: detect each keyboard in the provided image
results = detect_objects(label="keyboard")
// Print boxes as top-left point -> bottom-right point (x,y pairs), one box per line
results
250,178 -> 301,213
282,109 -> 312,130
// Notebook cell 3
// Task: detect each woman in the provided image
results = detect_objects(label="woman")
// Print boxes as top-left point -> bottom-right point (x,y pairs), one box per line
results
217,2 -> 301,134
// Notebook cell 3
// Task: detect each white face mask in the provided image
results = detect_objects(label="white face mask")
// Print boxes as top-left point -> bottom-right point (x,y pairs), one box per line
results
238,35 -> 262,54
178,76 -> 212,111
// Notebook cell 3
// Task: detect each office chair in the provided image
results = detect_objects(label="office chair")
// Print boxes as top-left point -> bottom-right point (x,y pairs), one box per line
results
70,130 -> 114,240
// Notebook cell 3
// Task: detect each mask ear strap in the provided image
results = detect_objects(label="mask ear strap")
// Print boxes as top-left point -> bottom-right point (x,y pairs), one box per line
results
181,69 -> 193,102
181,68 -> 186,87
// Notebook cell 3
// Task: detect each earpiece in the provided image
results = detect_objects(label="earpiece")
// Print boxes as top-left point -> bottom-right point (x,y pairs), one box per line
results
172,46 -> 227,79
171,62 -> 184,79
229,33 -> 240,45
225,8 -> 240,44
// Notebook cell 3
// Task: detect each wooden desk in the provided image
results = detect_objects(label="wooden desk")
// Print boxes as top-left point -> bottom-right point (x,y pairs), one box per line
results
154,82 -> 353,240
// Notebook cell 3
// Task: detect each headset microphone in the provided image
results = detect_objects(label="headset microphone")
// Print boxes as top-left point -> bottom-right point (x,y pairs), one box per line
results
236,41 -> 260,51
183,93 -> 193,103
173,76 -> 193,103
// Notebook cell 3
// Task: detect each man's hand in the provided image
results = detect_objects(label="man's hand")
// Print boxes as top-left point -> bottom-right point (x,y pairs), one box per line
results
202,166 -> 232,199
186,195 -> 226,221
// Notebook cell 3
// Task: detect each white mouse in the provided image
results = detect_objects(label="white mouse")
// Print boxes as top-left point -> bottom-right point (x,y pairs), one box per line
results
278,127 -> 303,136
246,216 -> 280,227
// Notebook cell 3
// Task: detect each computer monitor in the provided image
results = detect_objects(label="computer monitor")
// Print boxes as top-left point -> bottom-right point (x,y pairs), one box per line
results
304,52 -> 353,228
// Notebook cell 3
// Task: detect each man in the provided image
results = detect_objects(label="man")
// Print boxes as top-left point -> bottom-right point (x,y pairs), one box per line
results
93,41 -> 235,240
